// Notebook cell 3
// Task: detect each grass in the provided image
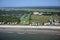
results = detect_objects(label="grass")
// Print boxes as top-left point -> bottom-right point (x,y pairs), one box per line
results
30,15 -> 60,26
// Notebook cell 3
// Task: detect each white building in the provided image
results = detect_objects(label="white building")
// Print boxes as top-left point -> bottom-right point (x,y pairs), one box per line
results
0,22 -> 2,24
7,22 -> 17,24
44,18 -> 60,26
44,22 -> 50,25
33,12 -> 44,15
0,22 -> 4,24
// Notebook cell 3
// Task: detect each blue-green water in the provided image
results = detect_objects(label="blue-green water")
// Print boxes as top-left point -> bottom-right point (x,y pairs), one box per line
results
0,32 -> 60,40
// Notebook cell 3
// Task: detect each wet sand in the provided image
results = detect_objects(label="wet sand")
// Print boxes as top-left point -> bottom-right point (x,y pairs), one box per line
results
0,25 -> 60,35
0,27 -> 60,35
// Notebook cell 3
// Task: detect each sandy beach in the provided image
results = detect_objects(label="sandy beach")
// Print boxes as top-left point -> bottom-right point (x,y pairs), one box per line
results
0,25 -> 60,35
0,25 -> 60,29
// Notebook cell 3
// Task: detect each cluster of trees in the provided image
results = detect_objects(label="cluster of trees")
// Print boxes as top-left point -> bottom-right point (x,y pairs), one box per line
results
0,10 -> 31,24
0,9 -> 60,25
0,10 -> 30,17
0,10 -> 30,14
0,16 -> 20,24
42,12 -> 60,16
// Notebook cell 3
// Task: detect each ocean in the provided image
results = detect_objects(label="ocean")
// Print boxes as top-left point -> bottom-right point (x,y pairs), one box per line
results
0,26 -> 60,40
0,31 -> 60,40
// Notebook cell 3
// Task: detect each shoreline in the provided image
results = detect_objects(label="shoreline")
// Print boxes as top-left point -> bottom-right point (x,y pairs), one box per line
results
0,25 -> 60,29
0,25 -> 60,35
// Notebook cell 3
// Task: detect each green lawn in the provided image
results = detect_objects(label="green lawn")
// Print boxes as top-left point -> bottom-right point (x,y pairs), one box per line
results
20,14 -> 31,25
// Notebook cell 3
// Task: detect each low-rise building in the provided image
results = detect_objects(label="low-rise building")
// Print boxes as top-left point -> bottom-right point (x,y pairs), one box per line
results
7,22 -> 18,24
0,22 -> 5,24
33,12 -> 45,15
30,22 -> 38,26
44,22 -> 50,25
44,18 -> 60,26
